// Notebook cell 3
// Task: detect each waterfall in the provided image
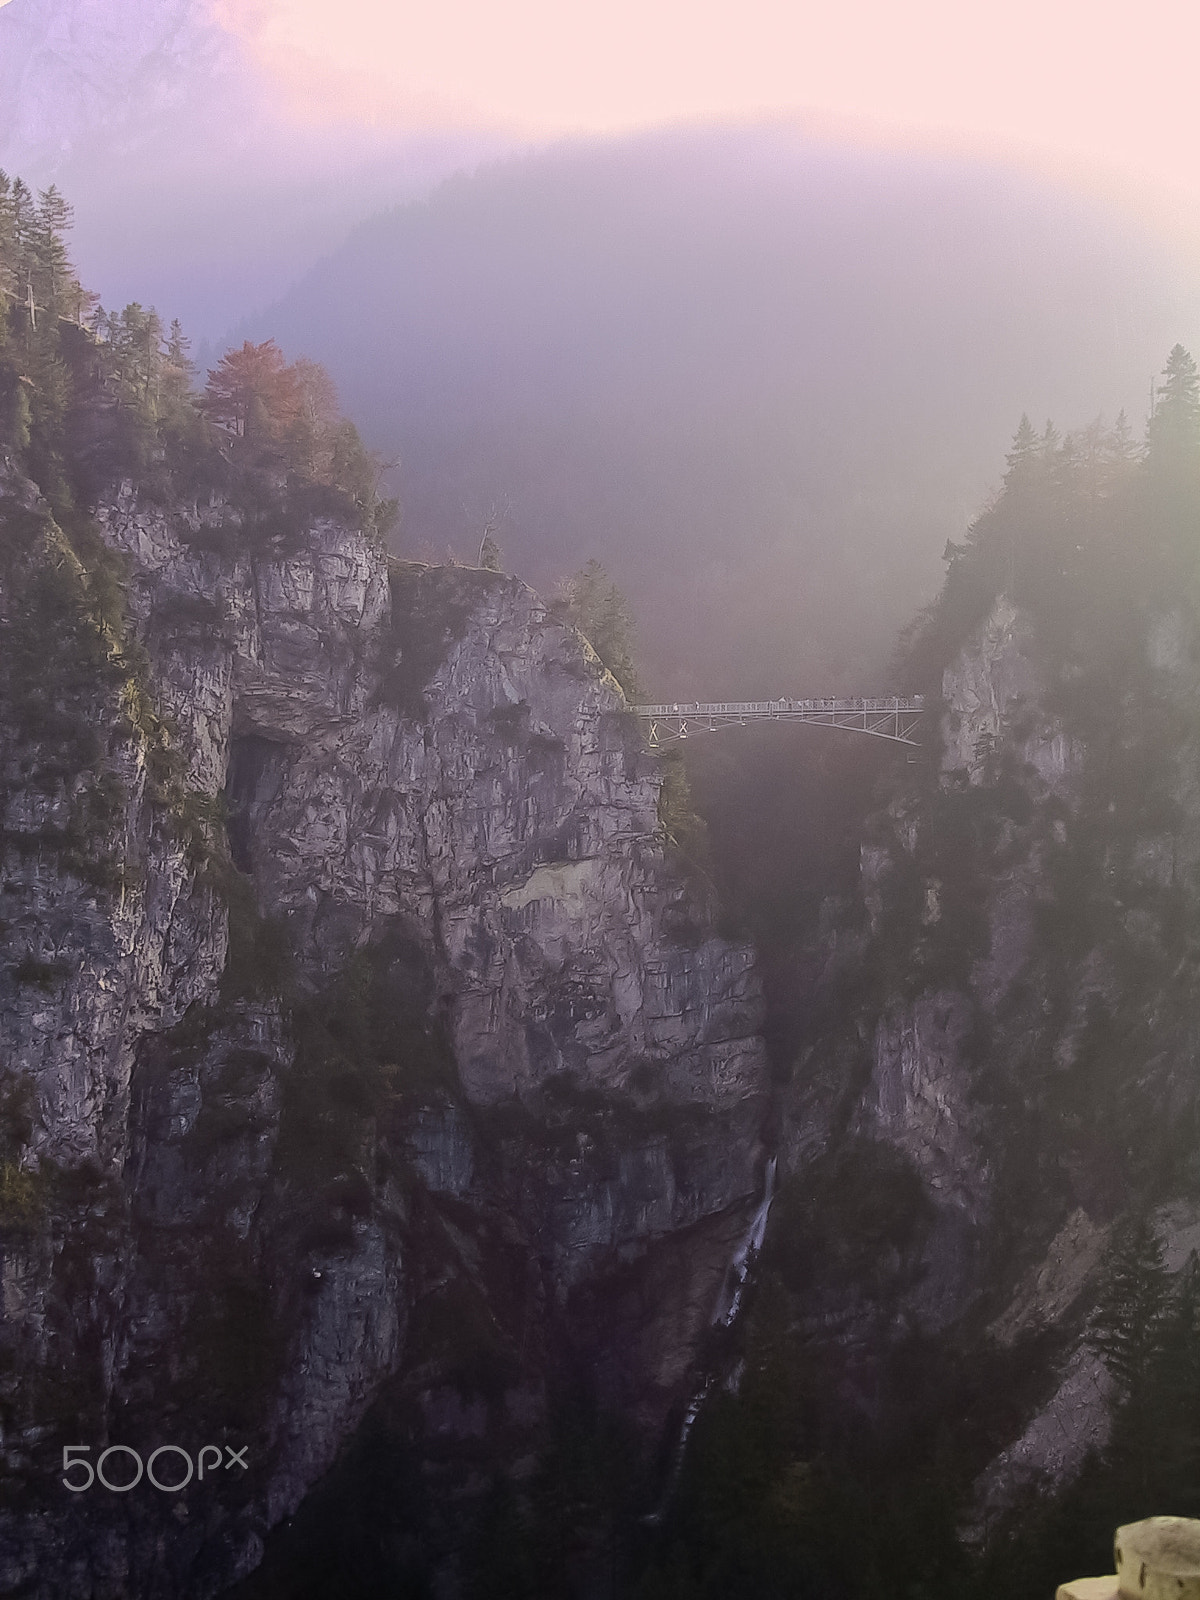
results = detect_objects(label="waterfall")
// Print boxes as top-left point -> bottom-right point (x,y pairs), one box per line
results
644,1155 -> 778,1524
713,1155 -> 777,1327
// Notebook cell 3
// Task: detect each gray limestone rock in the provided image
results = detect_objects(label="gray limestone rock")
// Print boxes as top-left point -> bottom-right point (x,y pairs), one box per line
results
0,474 -> 768,1596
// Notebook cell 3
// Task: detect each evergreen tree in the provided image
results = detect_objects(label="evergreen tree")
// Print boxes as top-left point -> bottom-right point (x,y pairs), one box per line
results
1147,344 -> 1200,475
328,418 -> 375,506
991,412 -> 1061,596
1138,1252 -> 1200,1492
0,171 -> 16,321
160,319 -> 195,418
32,186 -> 73,320
8,176 -> 35,314
0,171 -> 394,521
558,560 -> 643,700
1089,1214 -> 1170,1397
288,355 -> 340,479
1107,410 -> 1139,473
1003,413 -> 1040,491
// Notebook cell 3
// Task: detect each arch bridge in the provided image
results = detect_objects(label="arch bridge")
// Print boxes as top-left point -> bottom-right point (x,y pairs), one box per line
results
631,696 -> 925,747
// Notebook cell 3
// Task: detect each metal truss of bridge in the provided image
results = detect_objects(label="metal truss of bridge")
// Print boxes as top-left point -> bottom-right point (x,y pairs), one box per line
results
631,696 -> 925,747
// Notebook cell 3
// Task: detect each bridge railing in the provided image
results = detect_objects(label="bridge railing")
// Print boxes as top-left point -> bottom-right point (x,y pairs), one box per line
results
631,697 -> 925,716
627,696 -> 926,747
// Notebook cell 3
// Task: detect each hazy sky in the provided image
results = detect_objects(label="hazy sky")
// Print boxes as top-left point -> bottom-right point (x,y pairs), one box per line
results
203,0 -> 1200,206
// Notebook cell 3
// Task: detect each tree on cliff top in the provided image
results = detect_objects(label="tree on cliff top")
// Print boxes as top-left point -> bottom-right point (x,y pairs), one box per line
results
556,560 -> 643,701
288,355 -> 340,478
1147,343 -> 1200,479
199,339 -> 387,522
202,339 -> 302,442
0,171 -> 398,532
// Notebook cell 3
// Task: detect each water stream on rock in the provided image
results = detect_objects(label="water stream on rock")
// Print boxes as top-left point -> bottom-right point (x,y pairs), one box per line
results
714,1154 -> 777,1327
645,1156 -> 778,1523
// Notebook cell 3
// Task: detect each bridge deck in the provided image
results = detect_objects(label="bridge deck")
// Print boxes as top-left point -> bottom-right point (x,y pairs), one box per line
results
629,697 -> 925,747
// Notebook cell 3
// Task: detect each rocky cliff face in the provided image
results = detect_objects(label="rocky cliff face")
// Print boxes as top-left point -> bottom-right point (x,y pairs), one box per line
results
771,584 -> 1200,1521
0,463 -> 768,1596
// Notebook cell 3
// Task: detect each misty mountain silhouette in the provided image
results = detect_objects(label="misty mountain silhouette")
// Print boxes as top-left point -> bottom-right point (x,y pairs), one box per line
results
251,124 -> 1200,697
0,0 -> 508,335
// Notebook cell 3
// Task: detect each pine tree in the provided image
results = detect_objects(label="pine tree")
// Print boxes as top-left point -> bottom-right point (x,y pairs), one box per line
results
6,177 -> 37,338
102,303 -> 165,412
558,560 -> 643,700
328,419 -> 375,505
0,170 -> 396,520
1140,1253 -> 1200,1493
1089,1214 -> 1171,1397
1108,410 -> 1139,472
0,171 -> 16,318
166,319 -> 190,367
32,186 -> 74,320
160,319 -> 195,418
1003,414 -> 1040,490
9,178 -> 34,283
1147,344 -> 1200,474
288,355 -> 340,479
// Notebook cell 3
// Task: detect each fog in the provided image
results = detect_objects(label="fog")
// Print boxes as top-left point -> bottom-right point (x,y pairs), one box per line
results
8,7 -> 1200,1592
248,124 -> 1200,697
0,0 -> 510,335
4,3 -> 1199,699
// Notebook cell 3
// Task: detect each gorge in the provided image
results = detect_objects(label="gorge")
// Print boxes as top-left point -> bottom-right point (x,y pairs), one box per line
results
4,176 -> 1200,1600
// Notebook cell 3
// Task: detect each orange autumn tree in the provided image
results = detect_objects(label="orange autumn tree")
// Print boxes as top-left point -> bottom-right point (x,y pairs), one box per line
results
201,338 -> 396,529
202,338 -> 302,442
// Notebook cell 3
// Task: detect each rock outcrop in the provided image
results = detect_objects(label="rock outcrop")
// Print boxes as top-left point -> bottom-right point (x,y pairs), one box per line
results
0,467 -> 768,1596
772,582 -> 1200,1512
